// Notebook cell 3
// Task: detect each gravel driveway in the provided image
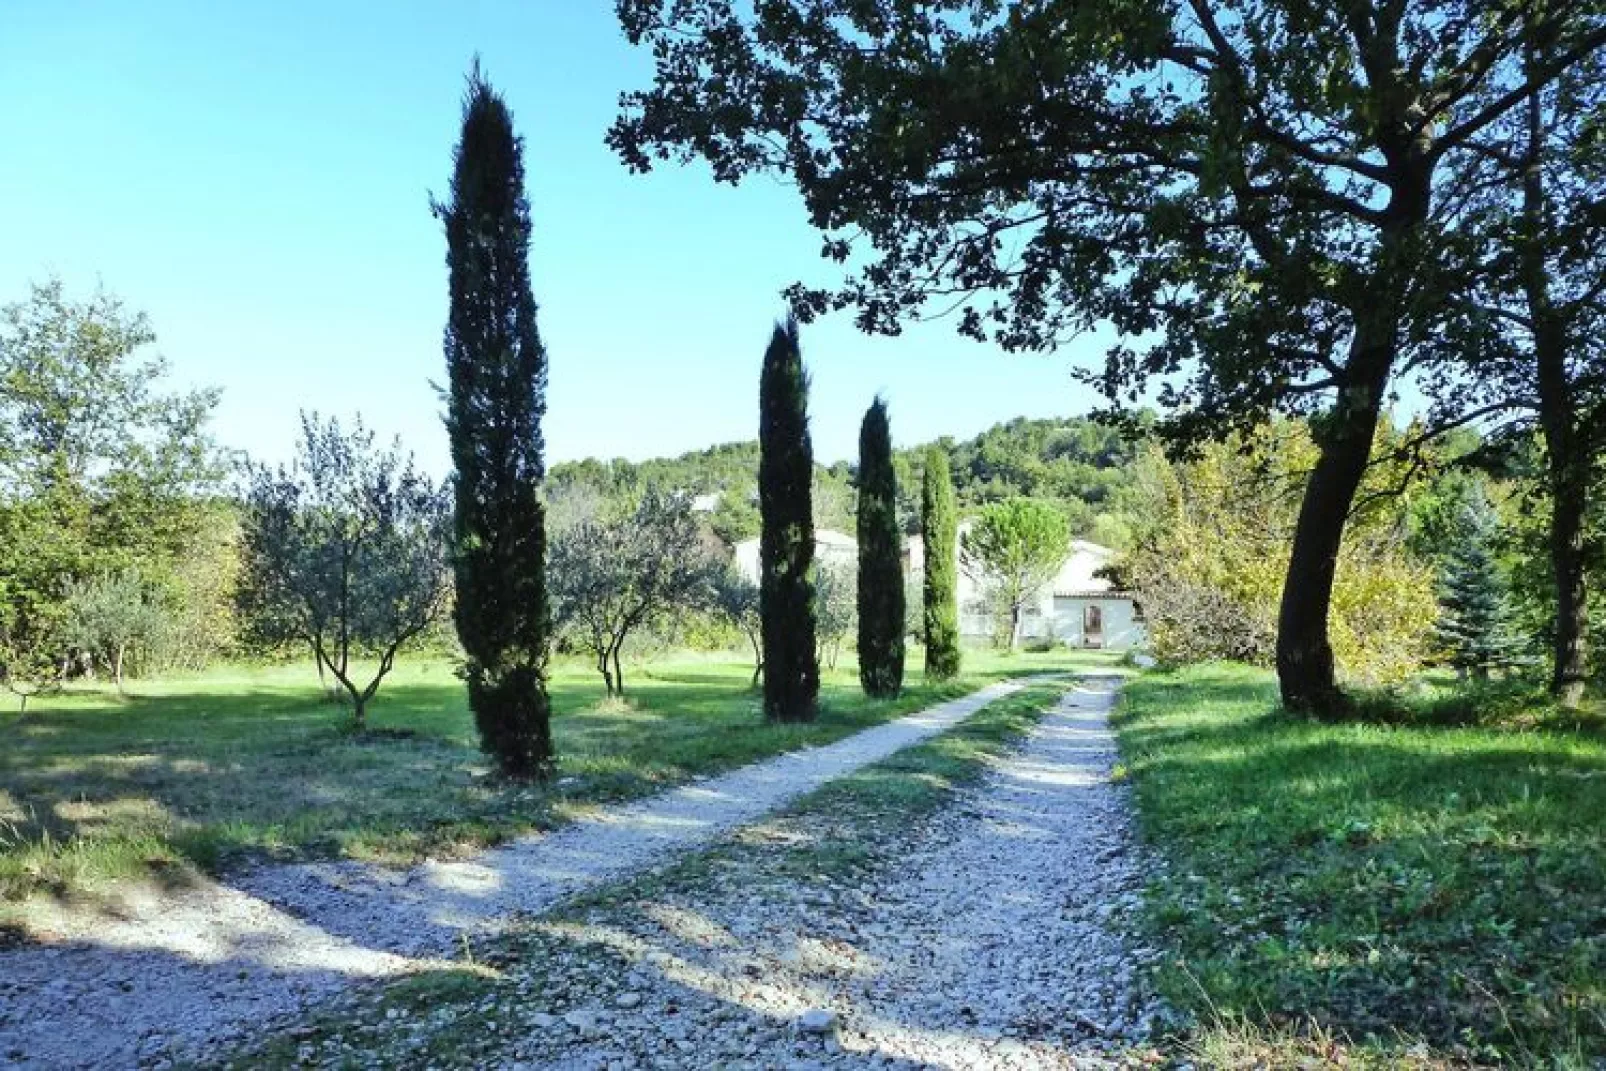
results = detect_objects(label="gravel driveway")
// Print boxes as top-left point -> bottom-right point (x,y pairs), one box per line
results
441,675 -> 1165,1069
0,678 -> 1035,1069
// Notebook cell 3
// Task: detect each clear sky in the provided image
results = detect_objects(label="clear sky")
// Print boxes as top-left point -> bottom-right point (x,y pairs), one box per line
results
0,2 -> 1111,472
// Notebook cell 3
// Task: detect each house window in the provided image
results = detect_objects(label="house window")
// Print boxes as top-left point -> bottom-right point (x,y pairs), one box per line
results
1084,604 -> 1103,635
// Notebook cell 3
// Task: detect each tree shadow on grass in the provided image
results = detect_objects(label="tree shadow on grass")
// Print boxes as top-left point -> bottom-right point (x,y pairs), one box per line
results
1124,674 -> 1606,1062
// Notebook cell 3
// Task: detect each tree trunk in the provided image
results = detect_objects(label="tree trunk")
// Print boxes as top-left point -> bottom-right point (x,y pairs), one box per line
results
598,649 -> 615,697
1276,329 -> 1393,713
114,644 -> 126,693
1519,59 -> 1591,708
352,695 -> 367,732
1546,443 -> 1591,706
1008,604 -> 1022,651
612,646 -> 625,697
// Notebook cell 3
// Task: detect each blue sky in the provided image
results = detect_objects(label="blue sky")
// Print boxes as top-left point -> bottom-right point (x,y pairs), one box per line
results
0,2 -> 1110,471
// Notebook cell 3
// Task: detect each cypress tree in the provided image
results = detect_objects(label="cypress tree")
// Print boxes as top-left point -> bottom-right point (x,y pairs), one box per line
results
1435,492 -> 1524,680
758,317 -> 819,722
856,398 -> 904,697
437,65 -> 553,778
921,446 -> 961,680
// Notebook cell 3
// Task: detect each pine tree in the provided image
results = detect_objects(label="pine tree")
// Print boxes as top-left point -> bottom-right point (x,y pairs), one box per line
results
921,446 -> 961,680
856,398 -> 904,697
758,317 -> 819,722
1435,491 -> 1524,680
437,65 -> 553,778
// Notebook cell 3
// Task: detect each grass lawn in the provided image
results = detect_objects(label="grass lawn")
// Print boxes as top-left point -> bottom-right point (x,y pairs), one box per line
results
0,646 -> 1117,913
1115,663 -> 1606,1068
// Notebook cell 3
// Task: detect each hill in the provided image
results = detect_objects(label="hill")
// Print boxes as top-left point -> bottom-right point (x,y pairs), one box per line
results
546,415 -> 1142,544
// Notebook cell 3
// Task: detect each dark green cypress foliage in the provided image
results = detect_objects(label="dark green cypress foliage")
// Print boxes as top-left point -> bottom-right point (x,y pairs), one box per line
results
856,398 -> 904,697
921,446 -> 961,680
758,317 -> 819,722
1435,491 -> 1524,679
437,66 -> 553,778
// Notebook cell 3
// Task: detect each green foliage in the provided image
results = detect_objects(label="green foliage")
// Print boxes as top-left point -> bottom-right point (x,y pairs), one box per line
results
0,279 -> 223,706
814,560 -> 855,671
237,414 -> 451,729
758,317 -> 819,722
855,398 -> 904,697
546,414 -> 1138,547
438,66 -> 554,777
610,0 -> 1601,714
550,490 -> 720,696
63,569 -> 169,689
961,499 -> 1070,650
710,567 -> 763,688
1123,424 -> 1440,686
1434,489 -> 1527,678
1118,663 -> 1606,1064
920,446 -> 961,680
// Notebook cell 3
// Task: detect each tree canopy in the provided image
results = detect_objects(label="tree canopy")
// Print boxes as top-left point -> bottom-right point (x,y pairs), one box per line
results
961,498 -> 1071,650
613,0 -> 1606,712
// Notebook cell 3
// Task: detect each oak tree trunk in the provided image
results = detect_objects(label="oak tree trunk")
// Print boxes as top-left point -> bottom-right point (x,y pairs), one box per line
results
1520,62 -> 1591,708
1276,323 -> 1394,713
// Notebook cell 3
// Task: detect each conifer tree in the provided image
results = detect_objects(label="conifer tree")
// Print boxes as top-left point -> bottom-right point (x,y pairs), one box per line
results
758,317 -> 818,721
1435,492 -> 1524,680
437,65 -> 553,777
921,446 -> 961,680
856,398 -> 904,697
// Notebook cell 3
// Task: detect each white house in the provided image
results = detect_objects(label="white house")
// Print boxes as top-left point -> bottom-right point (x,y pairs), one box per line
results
733,529 -> 857,583
748,526 -> 1145,651
909,532 -> 1143,650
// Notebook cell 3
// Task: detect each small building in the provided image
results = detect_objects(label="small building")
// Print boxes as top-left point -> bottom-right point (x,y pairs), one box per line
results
736,528 -> 1146,651
931,533 -> 1146,651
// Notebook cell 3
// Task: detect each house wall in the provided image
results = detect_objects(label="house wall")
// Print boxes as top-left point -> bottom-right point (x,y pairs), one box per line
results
1048,596 -> 1145,650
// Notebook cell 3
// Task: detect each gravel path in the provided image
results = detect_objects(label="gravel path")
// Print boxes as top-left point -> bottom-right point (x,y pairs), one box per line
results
0,678 -> 1035,1069
276,676 -> 1165,1069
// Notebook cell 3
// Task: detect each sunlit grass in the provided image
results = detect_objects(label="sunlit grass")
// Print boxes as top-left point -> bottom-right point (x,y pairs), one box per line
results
1116,663 -> 1606,1067
0,646 -> 1117,909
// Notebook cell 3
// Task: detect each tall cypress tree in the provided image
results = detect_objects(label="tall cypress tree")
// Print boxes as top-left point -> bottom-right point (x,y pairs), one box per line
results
921,446 -> 961,680
437,66 -> 553,778
758,317 -> 818,722
856,398 -> 904,697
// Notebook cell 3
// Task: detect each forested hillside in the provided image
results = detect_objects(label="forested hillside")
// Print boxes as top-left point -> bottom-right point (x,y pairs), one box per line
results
546,415 -> 1144,544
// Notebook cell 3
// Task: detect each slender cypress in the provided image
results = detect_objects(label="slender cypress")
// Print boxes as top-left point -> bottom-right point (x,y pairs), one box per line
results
922,446 -> 961,680
758,317 -> 819,722
437,65 -> 553,778
856,398 -> 904,696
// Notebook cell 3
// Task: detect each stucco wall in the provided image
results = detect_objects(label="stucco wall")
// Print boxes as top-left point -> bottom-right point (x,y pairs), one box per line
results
1047,596 -> 1145,650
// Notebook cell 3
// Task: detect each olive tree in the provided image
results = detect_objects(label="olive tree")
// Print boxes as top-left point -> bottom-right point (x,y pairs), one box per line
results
550,490 -> 719,697
712,566 -> 764,689
238,413 -> 451,730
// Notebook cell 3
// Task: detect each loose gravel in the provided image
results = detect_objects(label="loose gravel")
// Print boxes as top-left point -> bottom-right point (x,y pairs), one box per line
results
253,676 -> 1167,1069
0,678 -> 1036,1069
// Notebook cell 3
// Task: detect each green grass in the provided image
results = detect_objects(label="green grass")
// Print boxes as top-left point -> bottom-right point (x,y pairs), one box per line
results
1115,663 -> 1606,1068
0,647 -> 1116,911
221,680 -> 1075,1069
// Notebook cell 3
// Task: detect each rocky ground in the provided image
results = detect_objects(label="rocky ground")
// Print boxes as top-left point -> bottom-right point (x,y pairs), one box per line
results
227,679 -> 1168,1070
